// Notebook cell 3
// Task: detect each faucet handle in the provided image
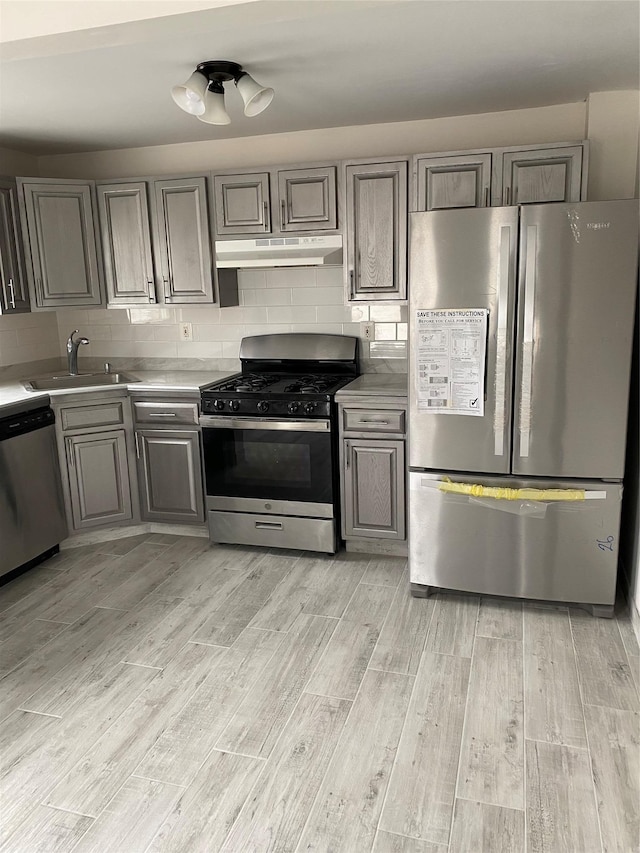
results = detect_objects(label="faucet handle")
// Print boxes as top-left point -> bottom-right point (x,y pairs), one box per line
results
67,329 -> 80,350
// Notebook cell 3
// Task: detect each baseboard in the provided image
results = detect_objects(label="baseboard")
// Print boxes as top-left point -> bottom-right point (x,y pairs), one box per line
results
345,538 -> 408,557
61,522 -> 208,549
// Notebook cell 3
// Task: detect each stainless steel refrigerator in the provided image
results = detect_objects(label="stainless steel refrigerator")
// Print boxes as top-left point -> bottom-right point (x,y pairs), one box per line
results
408,200 -> 638,616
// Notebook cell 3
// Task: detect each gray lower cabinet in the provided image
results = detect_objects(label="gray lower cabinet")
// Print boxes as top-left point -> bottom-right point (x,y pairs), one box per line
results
339,400 -> 407,545
65,429 -> 133,530
17,178 -> 103,308
135,429 -> 204,524
0,179 -> 29,314
55,394 -> 136,534
343,438 -> 405,539
132,395 -> 204,525
344,160 -> 408,302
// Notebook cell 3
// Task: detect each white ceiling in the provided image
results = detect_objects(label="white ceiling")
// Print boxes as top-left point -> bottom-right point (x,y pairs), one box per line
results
1,0 -> 638,156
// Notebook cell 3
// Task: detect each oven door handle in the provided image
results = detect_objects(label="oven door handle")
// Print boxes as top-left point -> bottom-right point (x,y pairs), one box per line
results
199,415 -> 331,432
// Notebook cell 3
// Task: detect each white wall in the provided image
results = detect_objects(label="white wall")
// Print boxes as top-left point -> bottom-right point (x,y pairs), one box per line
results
587,91 -> 640,199
0,146 -> 39,177
38,101 -> 588,179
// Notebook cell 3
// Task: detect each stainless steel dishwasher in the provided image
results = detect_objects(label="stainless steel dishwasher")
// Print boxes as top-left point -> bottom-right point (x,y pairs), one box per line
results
0,398 -> 68,581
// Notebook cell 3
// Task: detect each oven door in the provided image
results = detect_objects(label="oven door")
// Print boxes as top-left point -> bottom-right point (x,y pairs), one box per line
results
200,415 -> 335,517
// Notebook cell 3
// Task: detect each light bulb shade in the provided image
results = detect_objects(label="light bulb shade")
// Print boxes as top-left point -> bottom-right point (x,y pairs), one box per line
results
236,72 -> 274,117
197,87 -> 231,125
171,71 -> 208,116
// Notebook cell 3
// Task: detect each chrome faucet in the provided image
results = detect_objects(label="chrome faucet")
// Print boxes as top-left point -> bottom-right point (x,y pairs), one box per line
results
66,329 -> 90,375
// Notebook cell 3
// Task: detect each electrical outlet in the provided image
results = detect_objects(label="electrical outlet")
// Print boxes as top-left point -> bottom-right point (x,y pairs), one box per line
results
180,322 -> 193,341
361,321 -> 374,341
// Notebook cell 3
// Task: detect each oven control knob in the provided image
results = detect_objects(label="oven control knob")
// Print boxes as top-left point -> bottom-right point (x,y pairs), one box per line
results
229,400 -> 240,412
304,402 -> 316,415
257,400 -> 269,412
287,402 -> 300,414
213,399 -> 225,411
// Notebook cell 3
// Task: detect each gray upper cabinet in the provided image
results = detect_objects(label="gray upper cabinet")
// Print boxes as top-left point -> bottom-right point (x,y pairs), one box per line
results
345,160 -> 407,302
17,179 -> 103,309
412,141 -> 587,210
213,165 -> 339,237
414,153 -> 492,211
0,179 -> 30,314
277,166 -> 337,231
213,172 -> 271,235
153,176 -> 214,303
97,182 -> 156,305
499,144 -> 585,205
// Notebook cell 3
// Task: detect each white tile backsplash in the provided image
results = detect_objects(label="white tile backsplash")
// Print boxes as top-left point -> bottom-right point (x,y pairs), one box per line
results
0,267 -> 408,373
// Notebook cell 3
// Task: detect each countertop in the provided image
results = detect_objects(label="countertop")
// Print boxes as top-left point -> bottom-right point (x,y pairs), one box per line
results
0,370 -> 236,414
336,373 -> 408,398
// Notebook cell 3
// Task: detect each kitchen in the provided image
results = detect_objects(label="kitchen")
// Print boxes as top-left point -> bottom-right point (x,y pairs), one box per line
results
1,1 -> 639,851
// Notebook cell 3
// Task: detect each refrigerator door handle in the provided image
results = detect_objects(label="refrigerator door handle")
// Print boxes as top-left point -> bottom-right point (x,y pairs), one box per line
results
493,224 -> 511,456
519,224 -> 537,458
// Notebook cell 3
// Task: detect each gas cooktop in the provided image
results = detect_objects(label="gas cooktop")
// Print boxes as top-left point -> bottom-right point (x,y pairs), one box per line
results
202,372 -> 353,396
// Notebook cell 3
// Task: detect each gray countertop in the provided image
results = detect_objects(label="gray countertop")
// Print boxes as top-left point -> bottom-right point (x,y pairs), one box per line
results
336,373 -> 408,398
0,370 -> 236,414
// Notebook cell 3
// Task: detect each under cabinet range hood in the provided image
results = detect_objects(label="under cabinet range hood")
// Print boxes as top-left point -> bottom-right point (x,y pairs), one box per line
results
215,235 -> 343,268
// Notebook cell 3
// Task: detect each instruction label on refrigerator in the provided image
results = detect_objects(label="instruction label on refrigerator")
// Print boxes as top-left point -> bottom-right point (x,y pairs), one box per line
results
415,309 -> 488,416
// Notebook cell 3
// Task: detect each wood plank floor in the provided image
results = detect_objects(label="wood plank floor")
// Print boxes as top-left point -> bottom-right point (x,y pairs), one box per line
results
0,534 -> 638,852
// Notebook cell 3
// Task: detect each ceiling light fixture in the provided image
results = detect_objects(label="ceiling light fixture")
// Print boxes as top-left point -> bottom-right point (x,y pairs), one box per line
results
171,61 -> 274,125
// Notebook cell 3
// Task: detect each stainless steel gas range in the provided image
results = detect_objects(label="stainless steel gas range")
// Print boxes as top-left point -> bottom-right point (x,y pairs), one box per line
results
199,333 -> 359,553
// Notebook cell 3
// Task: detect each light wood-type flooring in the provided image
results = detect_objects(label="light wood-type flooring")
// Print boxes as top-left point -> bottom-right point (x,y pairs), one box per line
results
0,533 -> 638,852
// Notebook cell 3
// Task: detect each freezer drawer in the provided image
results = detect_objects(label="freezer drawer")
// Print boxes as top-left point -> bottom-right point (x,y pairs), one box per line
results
409,471 -> 622,607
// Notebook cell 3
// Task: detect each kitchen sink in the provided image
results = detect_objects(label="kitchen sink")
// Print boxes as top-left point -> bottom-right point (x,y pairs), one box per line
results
22,372 -> 139,391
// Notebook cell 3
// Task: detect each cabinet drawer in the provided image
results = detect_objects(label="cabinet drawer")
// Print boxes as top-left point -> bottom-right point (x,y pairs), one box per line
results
133,400 -> 199,426
342,408 -> 405,433
60,401 -> 125,431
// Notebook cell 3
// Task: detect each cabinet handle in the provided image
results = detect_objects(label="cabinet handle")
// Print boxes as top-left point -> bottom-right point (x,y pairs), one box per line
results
66,438 -> 74,467
504,186 -> 511,206
163,277 -> 171,300
484,187 -> 489,208
148,412 -> 177,418
349,270 -> 355,300
345,440 -> 350,469
147,280 -> 155,303
280,199 -> 286,229
134,432 -> 141,459
263,201 -> 270,231
7,279 -> 15,308
356,420 -> 389,425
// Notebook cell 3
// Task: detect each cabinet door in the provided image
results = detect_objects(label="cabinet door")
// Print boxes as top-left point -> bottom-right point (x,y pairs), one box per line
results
0,181 -> 29,313
343,438 -> 405,539
65,429 -> 132,530
500,146 -> 584,205
18,181 -> 103,307
97,182 -> 156,305
153,177 -> 213,303
136,429 -> 204,524
213,172 -> 271,235
277,166 -> 337,231
415,153 -> 492,211
345,162 -> 407,301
